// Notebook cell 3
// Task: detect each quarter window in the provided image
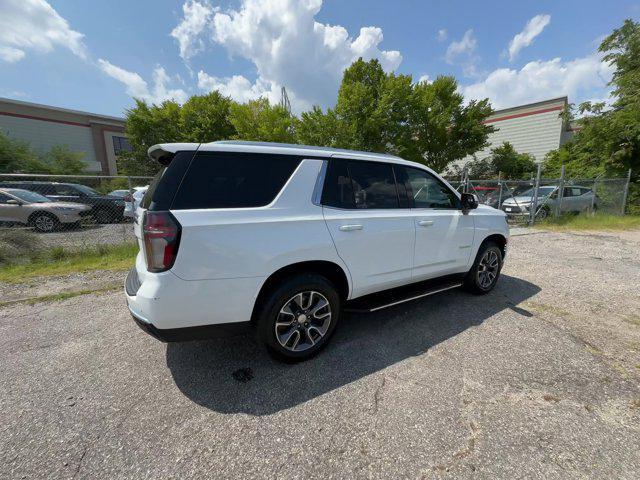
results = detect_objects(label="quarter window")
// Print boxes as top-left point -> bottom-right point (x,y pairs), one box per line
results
171,152 -> 301,209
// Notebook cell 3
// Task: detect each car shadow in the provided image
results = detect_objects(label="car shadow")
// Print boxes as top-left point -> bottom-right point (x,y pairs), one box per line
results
166,274 -> 540,416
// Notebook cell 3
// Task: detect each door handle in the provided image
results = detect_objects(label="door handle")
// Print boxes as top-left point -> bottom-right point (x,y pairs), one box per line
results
418,220 -> 434,227
339,224 -> 363,231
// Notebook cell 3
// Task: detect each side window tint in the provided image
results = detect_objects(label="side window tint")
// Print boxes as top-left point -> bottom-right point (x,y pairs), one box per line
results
563,187 -> 573,197
403,167 -> 459,209
322,160 -> 354,209
393,166 -> 410,208
55,185 -> 78,196
347,161 -> 398,209
172,152 -> 301,209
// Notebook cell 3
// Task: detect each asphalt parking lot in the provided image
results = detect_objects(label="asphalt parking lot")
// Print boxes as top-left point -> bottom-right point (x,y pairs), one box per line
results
1,230 -> 639,479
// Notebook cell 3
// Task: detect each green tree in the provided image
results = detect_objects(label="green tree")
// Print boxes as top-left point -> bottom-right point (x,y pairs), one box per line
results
229,98 -> 296,143
120,100 -> 184,175
544,19 -> 640,211
334,58 -> 413,152
404,76 -> 494,172
180,91 -> 236,143
0,130 -> 43,172
0,130 -> 86,174
296,106 -> 344,147
44,145 -> 86,174
490,142 -> 537,179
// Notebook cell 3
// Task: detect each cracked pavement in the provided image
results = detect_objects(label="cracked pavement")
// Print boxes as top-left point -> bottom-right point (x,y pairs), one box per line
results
1,229 -> 639,479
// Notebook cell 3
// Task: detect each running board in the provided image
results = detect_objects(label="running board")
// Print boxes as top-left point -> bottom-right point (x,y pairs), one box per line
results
343,275 -> 464,314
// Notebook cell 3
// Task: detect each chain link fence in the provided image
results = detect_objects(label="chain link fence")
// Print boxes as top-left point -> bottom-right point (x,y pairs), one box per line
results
450,167 -> 632,226
0,174 -> 152,252
0,167 -> 633,262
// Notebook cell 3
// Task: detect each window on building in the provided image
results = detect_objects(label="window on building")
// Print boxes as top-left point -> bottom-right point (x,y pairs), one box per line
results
112,136 -> 133,155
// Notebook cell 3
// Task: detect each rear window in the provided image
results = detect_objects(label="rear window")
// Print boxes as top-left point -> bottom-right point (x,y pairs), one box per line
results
171,152 -> 301,209
143,151 -> 196,211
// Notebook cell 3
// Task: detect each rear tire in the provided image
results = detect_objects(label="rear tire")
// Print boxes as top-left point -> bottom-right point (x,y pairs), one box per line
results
94,209 -> 112,224
464,242 -> 503,294
256,274 -> 341,362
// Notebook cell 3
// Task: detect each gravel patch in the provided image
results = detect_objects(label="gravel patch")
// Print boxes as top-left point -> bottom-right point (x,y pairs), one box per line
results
0,230 -> 639,479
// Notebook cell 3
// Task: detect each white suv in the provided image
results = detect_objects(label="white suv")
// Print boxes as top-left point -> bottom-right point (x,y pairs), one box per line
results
125,141 -> 509,361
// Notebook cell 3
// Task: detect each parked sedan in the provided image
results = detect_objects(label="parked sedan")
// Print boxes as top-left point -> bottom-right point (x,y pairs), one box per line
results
501,185 -> 597,219
0,188 -> 91,232
0,181 -> 125,224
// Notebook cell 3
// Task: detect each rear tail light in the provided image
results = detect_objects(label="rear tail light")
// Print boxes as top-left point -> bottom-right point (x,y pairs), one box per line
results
142,211 -> 181,272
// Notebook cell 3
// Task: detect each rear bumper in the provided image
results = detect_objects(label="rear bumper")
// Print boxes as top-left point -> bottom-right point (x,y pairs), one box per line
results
129,306 -> 251,342
125,264 -> 263,340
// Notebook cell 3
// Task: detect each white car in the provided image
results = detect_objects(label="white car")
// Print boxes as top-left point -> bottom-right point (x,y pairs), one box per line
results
111,187 -> 148,218
125,141 -> 509,361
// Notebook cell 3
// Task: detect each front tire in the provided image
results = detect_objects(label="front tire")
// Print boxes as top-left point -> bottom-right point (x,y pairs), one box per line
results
464,242 -> 503,294
256,274 -> 341,362
30,212 -> 59,233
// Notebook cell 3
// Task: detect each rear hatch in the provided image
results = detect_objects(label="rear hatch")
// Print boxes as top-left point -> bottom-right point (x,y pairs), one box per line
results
133,145 -> 199,280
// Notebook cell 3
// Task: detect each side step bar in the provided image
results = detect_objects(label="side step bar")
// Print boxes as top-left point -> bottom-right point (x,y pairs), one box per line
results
343,275 -> 465,314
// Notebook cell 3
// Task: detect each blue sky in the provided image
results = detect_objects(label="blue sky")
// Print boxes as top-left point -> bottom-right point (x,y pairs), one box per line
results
1,0 -> 638,117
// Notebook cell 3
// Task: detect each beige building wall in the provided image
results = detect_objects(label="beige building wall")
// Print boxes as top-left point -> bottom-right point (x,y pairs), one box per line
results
0,97 -> 127,175
455,97 -> 571,170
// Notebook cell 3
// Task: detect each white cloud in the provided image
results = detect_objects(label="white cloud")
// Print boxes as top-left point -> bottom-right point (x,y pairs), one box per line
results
437,29 -> 447,42
171,0 -> 215,61
508,14 -> 551,61
197,71 -> 277,103
0,0 -> 87,63
461,54 -> 614,109
190,0 -> 401,112
98,59 -> 189,104
445,29 -> 476,64
417,74 -> 430,84
0,46 -> 25,63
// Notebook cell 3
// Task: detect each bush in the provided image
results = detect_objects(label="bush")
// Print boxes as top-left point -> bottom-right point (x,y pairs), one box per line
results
0,229 -> 43,265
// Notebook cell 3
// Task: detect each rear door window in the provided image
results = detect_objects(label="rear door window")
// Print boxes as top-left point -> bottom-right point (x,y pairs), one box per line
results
171,152 -> 301,209
321,160 -> 355,209
346,161 -> 399,209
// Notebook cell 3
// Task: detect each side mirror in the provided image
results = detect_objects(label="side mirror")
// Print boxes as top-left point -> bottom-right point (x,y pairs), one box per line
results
461,193 -> 479,211
6,199 -> 21,205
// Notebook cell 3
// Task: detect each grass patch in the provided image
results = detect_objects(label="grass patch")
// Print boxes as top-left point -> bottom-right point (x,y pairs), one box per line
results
537,213 -> 640,231
0,242 -> 138,283
0,283 -> 122,307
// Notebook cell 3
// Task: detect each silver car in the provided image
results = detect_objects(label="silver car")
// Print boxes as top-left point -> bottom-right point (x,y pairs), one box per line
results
501,185 -> 597,219
0,188 -> 91,232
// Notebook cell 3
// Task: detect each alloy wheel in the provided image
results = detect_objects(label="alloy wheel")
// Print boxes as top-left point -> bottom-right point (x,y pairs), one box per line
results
275,291 -> 332,352
477,249 -> 500,289
35,215 -> 55,232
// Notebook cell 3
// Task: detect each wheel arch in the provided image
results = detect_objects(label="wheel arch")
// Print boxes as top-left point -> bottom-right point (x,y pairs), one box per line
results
480,233 -> 507,258
251,260 -> 350,324
27,210 -> 59,225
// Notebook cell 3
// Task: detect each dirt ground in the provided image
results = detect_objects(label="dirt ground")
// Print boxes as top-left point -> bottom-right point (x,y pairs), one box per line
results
1,229 -> 639,479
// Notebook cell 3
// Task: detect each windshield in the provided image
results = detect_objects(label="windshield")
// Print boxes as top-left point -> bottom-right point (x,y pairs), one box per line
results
8,189 -> 51,203
73,184 -> 100,196
518,186 -> 555,197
